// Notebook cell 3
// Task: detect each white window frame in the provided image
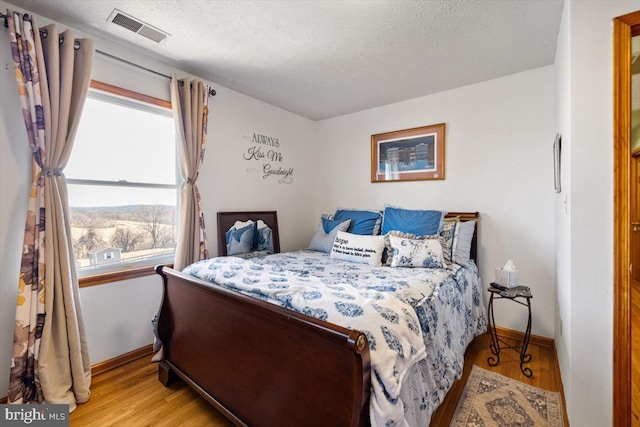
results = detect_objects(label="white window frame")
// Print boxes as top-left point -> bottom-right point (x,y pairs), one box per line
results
68,81 -> 178,285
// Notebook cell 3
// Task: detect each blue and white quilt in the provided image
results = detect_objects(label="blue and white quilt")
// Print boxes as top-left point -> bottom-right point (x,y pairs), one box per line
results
183,250 -> 486,427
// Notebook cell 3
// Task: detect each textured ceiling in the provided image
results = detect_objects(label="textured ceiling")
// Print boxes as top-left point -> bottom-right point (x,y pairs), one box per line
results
5,0 -> 564,120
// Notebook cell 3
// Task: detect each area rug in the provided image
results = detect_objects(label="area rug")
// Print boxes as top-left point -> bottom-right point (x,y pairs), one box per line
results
449,365 -> 564,427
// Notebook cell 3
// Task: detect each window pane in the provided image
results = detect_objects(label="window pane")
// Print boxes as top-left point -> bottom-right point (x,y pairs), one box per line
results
66,96 -> 176,185
69,185 -> 177,275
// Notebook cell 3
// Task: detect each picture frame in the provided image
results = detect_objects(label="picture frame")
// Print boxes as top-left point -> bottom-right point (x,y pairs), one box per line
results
553,133 -> 561,193
371,123 -> 445,183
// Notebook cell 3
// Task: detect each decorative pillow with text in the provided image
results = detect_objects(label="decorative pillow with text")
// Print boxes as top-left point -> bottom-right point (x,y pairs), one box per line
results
329,231 -> 386,267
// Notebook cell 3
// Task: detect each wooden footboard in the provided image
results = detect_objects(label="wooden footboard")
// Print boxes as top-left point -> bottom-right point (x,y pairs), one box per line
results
155,265 -> 371,427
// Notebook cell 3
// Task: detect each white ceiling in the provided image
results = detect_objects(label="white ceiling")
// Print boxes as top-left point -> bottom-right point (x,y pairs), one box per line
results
5,0 -> 564,121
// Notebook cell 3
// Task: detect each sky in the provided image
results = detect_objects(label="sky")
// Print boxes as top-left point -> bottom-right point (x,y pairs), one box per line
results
65,95 -> 177,207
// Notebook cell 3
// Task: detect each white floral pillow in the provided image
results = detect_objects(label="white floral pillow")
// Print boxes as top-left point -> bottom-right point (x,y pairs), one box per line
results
388,235 -> 446,268
384,230 -> 453,265
383,230 -> 419,266
415,221 -> 456,264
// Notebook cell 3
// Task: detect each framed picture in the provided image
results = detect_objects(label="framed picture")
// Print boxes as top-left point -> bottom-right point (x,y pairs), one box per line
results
371,123 -> 445,183
553,133 -> 562,193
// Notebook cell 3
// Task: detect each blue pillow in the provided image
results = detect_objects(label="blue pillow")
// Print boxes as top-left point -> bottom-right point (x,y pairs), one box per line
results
322,217 -> 346,233
333,209 -> 382,235
381,206 -> 444,236
226,223 -> 255,255
252,223 -> 260,251
257,226 -> 273,253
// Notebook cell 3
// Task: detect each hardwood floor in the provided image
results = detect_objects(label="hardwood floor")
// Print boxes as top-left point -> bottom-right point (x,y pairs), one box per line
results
70,333 -> 567,426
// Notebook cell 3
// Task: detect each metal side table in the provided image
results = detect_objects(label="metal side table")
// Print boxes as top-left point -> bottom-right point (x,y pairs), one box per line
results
487,283 -> 533,377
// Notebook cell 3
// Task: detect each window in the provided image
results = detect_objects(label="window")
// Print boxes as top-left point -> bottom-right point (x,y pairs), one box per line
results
66,81 -> 177,285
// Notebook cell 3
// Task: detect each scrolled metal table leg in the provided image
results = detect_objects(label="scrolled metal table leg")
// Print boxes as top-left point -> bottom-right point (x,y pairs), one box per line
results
487,292 -> 501,366
519,297 -> 533,377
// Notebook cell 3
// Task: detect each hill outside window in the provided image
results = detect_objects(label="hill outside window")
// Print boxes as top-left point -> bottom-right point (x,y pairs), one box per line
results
65,81 -> 177,286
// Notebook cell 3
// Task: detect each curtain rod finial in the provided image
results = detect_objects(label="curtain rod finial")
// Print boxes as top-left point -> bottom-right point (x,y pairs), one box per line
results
209,88 -> 216,97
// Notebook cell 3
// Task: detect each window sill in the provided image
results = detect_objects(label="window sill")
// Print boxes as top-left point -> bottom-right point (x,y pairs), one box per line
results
79,264 -> 172,288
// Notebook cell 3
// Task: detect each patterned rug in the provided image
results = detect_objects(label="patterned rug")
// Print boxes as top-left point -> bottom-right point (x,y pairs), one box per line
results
449,365 -> 564,427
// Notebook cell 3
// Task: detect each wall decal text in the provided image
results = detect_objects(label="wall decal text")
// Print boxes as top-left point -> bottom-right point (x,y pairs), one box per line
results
242,133 -> 293,184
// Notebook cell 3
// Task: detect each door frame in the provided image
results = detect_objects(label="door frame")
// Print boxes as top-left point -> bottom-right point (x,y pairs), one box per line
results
613,10 -> 640,427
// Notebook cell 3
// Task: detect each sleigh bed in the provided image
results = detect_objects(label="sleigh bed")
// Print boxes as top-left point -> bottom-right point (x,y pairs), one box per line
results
155,211 -> 485,427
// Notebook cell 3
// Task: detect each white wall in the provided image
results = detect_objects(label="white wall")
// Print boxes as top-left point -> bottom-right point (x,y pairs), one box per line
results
316,67 -> 557,338
0,0 -> 316,395
553,0 -> 572,413
80,276 -> 162,361
558,1 -> 639,426
200,81 -> 318,254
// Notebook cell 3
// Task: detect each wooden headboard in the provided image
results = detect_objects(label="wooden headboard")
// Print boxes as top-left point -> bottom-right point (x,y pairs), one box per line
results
445,212 -> 479,264
217,211 -> 281,256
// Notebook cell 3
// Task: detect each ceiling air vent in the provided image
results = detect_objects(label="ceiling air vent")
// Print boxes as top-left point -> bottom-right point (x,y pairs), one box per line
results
107,9 -> 169,43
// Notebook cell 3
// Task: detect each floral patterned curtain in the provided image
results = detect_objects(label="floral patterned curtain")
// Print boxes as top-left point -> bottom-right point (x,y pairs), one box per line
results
7,10 -> 94,410
171,76 -> 211,270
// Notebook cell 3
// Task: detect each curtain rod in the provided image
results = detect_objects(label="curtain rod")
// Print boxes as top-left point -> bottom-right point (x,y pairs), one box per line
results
0,12 -> 216,97
95,50 -> 216,96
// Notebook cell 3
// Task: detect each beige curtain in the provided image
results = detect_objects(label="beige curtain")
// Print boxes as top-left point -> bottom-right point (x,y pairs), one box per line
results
171,75 -> 210,270
7,10 -> 93,411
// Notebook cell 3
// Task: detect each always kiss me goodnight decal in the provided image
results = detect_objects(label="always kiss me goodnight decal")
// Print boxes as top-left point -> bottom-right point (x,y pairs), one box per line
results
242,133 -> 294,184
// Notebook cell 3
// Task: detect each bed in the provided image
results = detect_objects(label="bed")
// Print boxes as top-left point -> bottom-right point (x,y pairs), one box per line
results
155,211 -> 485,427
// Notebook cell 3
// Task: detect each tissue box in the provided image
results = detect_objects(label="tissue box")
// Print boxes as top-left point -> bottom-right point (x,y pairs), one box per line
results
495,268 -> 519,288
